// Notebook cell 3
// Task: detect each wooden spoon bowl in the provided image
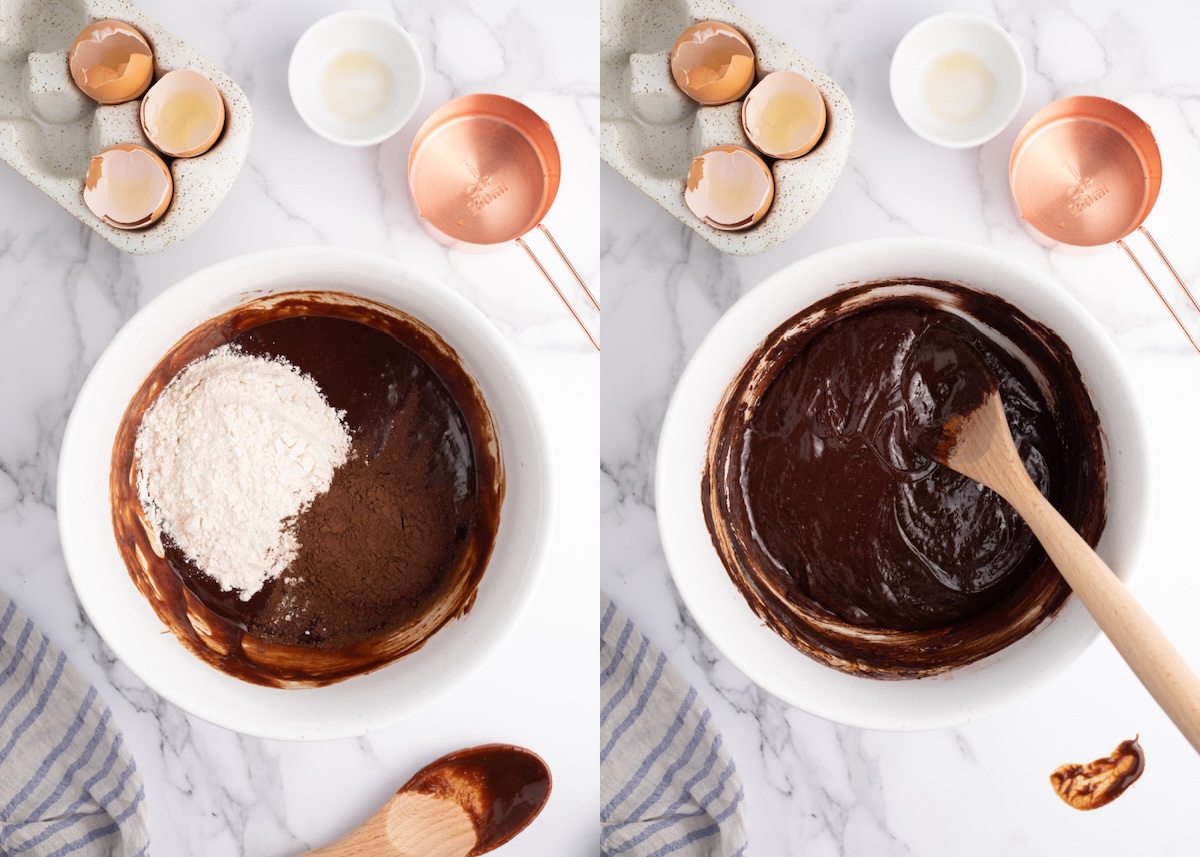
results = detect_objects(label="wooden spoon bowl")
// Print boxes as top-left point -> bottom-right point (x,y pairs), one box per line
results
302,744 -> 551,857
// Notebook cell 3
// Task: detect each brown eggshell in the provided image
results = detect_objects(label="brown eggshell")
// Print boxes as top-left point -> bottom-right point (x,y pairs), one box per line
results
83,144 -> 173,230
140,69 -> 227,158
742,70 -> 827,159
684,144 -> 774,231
68,19 -> 155,105
670,21 -> 756,106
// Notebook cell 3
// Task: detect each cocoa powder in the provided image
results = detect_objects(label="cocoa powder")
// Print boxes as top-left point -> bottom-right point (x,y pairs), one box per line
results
250,375 -> 478,647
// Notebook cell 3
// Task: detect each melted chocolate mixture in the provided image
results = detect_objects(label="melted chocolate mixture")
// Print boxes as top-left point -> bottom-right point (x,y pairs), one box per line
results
703,280 -> 1107,677
403,744 -> 551,850
905,314 -> 1000,462
111,292 -> 504,687
1050,738 -> 1145,810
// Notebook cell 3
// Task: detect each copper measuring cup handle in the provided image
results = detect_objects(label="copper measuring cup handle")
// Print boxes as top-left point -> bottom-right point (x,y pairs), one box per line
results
1117,226 -> 1200,354
534,223 -> 600,312
517,224 -> 600,350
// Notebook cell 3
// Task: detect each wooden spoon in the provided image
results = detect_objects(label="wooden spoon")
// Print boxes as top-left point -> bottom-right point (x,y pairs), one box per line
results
301,744 -> 551,857
923,386 -> 1200,752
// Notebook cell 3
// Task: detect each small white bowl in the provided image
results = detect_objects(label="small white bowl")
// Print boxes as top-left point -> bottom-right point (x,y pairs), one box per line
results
58,248 -> 550,740
288,11 -> 425,147
890,12 -> 1026,148
656,237 -> 1150,731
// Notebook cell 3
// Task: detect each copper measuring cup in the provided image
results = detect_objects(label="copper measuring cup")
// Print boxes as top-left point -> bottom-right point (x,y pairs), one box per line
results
408,94 -> 599,349
1010,95 -> 1200,353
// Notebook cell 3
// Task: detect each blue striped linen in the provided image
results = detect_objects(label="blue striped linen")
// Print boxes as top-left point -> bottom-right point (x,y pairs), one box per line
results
0,593 -> 149,857
601,593 -> 748,857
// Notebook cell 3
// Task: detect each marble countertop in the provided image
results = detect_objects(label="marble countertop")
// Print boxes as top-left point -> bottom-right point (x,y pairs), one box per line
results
0,0 -> 598,854
602,0 -> 1200,854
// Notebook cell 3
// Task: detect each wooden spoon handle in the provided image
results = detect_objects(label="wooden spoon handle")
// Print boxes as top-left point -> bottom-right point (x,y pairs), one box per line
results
1017,487 -> 1200,752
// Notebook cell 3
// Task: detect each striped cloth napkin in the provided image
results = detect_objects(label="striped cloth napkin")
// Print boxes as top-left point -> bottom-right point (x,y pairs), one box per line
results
600,593 -> 748,857
0,592 -> 149,857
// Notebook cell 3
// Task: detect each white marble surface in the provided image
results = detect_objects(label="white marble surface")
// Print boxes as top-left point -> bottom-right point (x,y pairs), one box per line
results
0,0 -> 598,854
603,0 -> 1200,854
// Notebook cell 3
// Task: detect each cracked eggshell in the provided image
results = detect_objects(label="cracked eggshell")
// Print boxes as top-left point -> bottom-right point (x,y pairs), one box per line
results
140,69 -> 226,158
669,20 -> 755,106
742,70 -> 826,159
83,143 -> 173,229
684,144 -> 773,231
68,18 -> 154,105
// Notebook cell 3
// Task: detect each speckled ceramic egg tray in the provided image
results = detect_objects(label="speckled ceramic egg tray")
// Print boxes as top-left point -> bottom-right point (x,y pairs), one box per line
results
601,0 -> 854,256
0,0 -> 252,254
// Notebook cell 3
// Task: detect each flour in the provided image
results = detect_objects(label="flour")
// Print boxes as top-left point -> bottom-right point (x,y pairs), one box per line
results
134,344 -> 352,599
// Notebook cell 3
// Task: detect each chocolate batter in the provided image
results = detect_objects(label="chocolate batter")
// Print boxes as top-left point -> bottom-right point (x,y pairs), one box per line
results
111,292 -> 504,687
403,745 -> 551,850
703,280 -> 1107,677
1050,738 -> 1145,810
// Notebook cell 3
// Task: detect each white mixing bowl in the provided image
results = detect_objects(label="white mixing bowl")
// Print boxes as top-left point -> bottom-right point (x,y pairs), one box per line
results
58,247 -> 550,740
657,236 -> 1150,730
